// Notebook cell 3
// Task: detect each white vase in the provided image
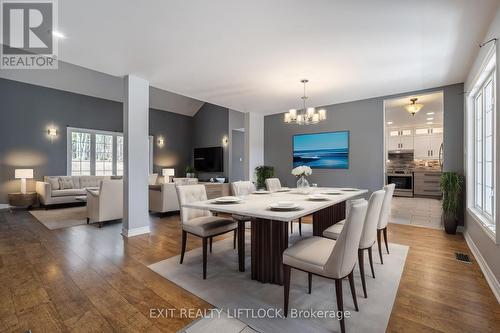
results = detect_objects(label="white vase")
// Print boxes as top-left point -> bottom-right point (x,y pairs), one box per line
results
296,175 -> 310,193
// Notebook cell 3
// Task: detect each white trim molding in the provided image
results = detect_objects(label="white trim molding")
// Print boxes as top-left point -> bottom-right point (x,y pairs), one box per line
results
121,226 -> 151,238
464,230 -> 500,303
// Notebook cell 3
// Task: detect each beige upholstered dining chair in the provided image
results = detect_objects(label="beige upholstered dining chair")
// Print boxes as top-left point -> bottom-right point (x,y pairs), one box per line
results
323,189 -> 385,298
283,200 -> 368,333
265,177 -> 282,192
86,180 -> 123,228
377,183 -> 395,264
176,185 -> 238,279
265,177 -> 303,236
230,180 -> 256,223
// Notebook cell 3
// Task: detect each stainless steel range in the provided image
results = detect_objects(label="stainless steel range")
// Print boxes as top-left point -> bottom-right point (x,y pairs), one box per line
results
386,169 -> 413,197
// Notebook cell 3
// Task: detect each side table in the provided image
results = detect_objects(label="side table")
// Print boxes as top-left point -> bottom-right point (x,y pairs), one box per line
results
7,192 -> 37,210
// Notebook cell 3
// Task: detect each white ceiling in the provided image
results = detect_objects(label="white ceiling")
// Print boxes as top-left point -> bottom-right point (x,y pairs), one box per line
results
57,0 -> 498,115
385,91 -> 444,128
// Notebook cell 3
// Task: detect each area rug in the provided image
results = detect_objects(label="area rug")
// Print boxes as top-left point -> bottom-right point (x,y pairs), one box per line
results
30,206 -> 87,230
149,224 -> 408,333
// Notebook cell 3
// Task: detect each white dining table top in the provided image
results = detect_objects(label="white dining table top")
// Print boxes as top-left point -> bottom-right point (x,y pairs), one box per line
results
182,187 -> 368,222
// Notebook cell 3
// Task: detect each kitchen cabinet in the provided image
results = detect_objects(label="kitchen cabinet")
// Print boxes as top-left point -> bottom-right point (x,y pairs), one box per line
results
387,128 -> 413,150
415,127 -> 443,135
414,171 -> 442,197
414,134 -> 443,160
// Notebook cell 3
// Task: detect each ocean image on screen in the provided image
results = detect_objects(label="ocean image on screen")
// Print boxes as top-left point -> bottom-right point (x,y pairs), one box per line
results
293,131 -> 349,169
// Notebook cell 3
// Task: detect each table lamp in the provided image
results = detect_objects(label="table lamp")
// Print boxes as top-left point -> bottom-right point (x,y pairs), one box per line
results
15,169 -> 33,194
162,168 -> 175,183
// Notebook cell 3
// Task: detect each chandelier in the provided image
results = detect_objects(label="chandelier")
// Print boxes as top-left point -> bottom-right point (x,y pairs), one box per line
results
284,79 -> 327,125
405,98 -> 423,116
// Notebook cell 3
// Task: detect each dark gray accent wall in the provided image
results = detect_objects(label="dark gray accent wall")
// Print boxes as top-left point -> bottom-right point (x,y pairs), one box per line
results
264,84 -> 464,195
0,78 -> 193,203
193,103 -> 229,180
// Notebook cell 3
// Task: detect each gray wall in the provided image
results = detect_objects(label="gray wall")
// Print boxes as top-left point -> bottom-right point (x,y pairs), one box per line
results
231,130 -> 245,181
0,78 -> 193,203
264,84 -> 464,195
193,103 -> 229,180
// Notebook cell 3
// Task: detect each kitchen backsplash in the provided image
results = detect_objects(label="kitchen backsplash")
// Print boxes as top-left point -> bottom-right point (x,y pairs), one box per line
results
387,159 -> 441,170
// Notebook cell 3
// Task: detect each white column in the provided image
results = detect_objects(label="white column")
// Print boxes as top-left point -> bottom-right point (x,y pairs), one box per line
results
122,75 -> 150,237
244,112 -> 264,182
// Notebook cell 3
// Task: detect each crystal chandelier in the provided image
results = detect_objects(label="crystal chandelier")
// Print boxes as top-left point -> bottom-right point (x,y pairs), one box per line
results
284,79 -> 327,125
405,97 -> 423,116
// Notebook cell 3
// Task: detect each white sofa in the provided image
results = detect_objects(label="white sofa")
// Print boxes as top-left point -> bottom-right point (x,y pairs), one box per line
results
36,175 -> 112,206
149,178 -> 198,213
86,180 -> 123,227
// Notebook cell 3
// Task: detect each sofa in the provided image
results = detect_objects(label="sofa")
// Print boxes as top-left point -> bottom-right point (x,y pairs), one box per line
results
36,175 -> 112,206
86,180 -> 123,227
149,178 -> 199,213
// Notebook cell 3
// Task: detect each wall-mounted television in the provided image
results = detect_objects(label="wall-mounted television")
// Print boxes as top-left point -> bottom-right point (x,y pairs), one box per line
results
293,131 -> 349,169
194,147 -> 223,172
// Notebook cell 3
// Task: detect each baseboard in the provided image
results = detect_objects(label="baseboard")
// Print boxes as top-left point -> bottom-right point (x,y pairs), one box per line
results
464,230 -> 500,303
122,225 -> 150,237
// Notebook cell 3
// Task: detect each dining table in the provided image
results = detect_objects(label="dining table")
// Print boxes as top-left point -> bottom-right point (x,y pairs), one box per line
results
182,187 -> 368,285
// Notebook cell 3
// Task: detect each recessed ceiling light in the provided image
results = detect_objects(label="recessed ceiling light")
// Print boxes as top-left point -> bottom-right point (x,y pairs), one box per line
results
427,121 -> 433,124
387,121 -> 393,125
426,112 -> 435,115
427,117 -> 434,121
52,31 -> 66,39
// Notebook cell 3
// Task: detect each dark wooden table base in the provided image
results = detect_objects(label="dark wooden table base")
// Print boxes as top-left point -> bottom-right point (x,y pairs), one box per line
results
249,201 -> 346,285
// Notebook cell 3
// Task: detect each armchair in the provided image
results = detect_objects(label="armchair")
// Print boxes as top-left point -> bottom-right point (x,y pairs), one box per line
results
86,180 -> 123,228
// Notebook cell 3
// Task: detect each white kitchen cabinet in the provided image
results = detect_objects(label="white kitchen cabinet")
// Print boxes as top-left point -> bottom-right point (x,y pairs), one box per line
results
414,134 -> 443,160
387,128 -> 414,150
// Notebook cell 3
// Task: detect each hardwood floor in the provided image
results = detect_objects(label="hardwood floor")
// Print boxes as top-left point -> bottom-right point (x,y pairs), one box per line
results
0,209 -> 499,333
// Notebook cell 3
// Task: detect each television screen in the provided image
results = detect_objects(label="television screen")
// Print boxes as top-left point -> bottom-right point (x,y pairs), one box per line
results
194,147 -> 223,172
293,131 -> 349,169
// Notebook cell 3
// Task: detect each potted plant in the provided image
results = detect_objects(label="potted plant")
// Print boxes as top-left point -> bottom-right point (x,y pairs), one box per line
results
255,165 -> 274,189
440,172 -> 464,234
185,165 -> 196,178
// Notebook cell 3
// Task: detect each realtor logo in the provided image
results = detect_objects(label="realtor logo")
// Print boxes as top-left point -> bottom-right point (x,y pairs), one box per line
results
1,0 -> 58,69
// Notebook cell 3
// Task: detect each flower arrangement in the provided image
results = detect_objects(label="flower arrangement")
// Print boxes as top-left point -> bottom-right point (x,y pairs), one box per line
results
291,165 -> 312,177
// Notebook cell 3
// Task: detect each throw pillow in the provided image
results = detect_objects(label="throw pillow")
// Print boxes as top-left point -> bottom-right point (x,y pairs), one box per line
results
47,177 -> 60,190
59,176 -> 74,189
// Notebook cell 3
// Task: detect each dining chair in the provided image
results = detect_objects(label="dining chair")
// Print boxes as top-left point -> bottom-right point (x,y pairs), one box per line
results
265,177 -> 303,235
176,185 -> 238,279
377,183 -> 395,264
283,200 -> 368,333
230,180 -> 255,226
323,190 -> 385,298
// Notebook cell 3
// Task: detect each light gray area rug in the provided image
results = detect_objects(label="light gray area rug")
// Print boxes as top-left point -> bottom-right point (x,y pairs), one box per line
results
30,206 -> 87,230
149,224 -> 408,333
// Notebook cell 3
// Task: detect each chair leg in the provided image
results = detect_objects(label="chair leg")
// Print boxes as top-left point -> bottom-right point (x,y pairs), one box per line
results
334,279 -> 346,333
368,246 -> 376,278
299,218 -> 302,236
358,249 -> 367,298
233,229 -> 237,249
348,270 -> 359,311
290,220 -> 293,233
308,272 -> 312,294
202,237 -> 208,279
283,265 -> 291,317
377,229 -> 384,264
180,230 -> 187,264
86,217 -> 89,224
383,227 -> 389,254
209,237 -> 213,253
98,222 -> 102,228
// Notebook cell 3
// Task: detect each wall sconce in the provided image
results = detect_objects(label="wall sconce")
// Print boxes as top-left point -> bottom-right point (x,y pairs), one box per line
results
157,136 -> 165,147
47,126 -> 57,141
222,135 -> 228,147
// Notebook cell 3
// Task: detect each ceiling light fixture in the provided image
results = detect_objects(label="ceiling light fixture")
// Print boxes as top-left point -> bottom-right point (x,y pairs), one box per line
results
427,117 -> 434,121
284,79 -> 326,125
405,98 -> 423,116
52,31 -> 66,39
427,121 -> 433,124
387,121 -> 393,125
426,112 -> 435,115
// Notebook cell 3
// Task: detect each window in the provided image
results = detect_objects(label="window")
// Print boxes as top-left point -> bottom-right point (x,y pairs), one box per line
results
470,53 -> 496,235
71,132 -> 91,175
68,128 -> 153,177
